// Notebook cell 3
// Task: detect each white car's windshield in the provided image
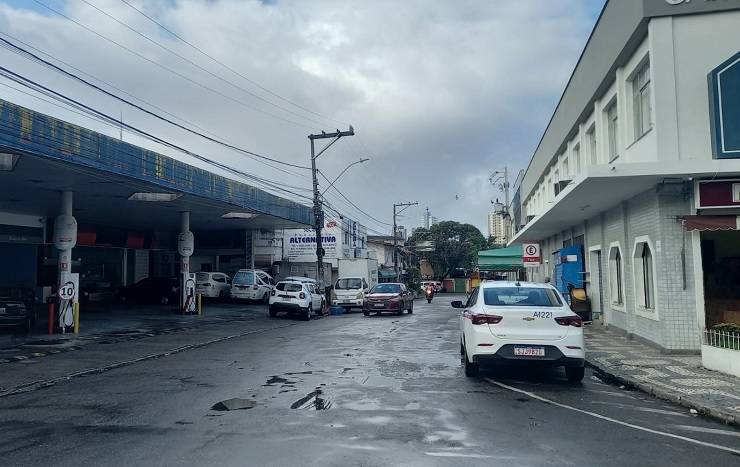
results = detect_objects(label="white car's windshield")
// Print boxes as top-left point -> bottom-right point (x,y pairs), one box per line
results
483,287 -> 562,307
335,278 -> 362,290
233,271 -> 254,285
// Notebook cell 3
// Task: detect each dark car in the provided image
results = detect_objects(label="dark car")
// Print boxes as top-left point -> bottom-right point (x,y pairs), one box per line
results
119,277 -> 179,305
0,287 -> 36,331
363,283 -> 414,316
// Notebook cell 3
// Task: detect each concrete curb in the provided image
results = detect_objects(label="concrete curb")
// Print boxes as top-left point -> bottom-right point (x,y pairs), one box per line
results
585,358 -> 738,427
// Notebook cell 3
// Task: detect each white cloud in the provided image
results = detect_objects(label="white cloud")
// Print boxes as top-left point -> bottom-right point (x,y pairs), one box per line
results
0,0 -> 600,234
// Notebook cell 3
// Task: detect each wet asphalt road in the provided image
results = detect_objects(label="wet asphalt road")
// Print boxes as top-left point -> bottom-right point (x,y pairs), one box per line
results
0,297 -> 739,466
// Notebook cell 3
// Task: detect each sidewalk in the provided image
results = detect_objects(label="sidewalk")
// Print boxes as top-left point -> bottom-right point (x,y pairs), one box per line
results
585,324 -> 740,426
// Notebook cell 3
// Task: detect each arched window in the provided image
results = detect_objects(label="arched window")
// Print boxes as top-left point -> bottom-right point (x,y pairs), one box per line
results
633,241 -> 655,310
608,245 -> 623,306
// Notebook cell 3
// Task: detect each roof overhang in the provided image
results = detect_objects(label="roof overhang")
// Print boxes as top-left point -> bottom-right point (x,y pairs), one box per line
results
510,159 -> 740,244
0,99 -> 313,232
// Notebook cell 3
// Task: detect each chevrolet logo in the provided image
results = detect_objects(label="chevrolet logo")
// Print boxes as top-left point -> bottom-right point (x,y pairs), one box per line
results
522,317 -> 535,321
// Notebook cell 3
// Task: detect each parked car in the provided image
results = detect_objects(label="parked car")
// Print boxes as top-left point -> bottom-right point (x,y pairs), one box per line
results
230,269 -> 275,302
269,281 -> 321,321
80,279 -> 117,303
195,272 -> 232,299
119,277 -> 179,305
455,281 -> 585,382
284,276 -> 325,311
363,282 -> 414,316
0,286 -> 36,332
332,276 -> 369,311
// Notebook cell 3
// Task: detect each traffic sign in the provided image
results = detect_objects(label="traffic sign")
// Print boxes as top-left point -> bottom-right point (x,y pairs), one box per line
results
59,282 -> 76,300
523,243 -> 541,267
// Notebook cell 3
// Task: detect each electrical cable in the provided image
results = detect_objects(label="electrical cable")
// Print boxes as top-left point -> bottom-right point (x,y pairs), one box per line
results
0,35 -> 311,171
80,0 -> 332,129
118,0 -> 349,128
30,0 -> 319,132
317,170 -> 392,226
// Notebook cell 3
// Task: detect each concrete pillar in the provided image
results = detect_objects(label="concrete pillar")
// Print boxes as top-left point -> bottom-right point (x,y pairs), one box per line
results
179,211 -> 191,273
250,230 -> 256,269
53,191 -> 77,287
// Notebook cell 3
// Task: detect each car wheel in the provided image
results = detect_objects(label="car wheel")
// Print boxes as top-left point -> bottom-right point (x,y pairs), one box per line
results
464,350 -> 479,378
565,366 -> 585,383
363,310 -> 370,316
302,307 -> 311,321
408,301 -> 414,314
269,306 -> 277,318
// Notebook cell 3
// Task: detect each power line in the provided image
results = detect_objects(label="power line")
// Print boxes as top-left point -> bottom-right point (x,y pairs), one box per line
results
0,66 -> 313,202
81,0 -> 332,129
317,170 -> 392,226
31,0 -> 319,131
0,35 -> 312,171
118,0 -> 348,128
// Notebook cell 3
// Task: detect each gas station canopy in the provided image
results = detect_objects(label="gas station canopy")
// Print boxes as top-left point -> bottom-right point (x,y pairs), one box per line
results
0,99 -> 313,232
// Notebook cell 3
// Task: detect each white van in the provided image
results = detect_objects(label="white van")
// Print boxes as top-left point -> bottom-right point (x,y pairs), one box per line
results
230,269 -> 275,302
332,276 -> 369,311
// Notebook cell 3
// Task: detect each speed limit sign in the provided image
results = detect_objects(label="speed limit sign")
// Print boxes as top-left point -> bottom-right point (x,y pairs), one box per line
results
59,282 -> 76,300
523,243 -> 541,266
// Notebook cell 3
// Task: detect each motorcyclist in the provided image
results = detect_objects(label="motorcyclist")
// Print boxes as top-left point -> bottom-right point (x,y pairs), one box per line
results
425,284 -> 435,303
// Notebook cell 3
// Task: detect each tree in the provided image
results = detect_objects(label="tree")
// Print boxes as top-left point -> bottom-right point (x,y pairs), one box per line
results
409,221 -> 487,279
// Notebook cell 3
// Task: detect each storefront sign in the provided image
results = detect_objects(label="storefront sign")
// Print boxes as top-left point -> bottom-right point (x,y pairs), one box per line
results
523,243 -> 541,267
709,51 -> 740,159
697,180 -> 740,208
285,227 -> 339,262
53,214 -> 77,251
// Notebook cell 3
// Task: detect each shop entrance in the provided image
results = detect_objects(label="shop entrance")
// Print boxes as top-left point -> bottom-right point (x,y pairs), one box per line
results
700,230 -> 740,327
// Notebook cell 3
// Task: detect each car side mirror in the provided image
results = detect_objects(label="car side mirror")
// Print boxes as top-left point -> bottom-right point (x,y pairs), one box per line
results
451,300 -> 464,309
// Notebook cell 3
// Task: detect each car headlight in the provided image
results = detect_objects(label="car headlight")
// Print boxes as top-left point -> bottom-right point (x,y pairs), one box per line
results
356,292 -> 364,299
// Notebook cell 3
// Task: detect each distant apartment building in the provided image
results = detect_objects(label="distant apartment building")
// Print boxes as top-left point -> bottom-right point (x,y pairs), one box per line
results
487,212 -> 509,245
509,0 -> 740,352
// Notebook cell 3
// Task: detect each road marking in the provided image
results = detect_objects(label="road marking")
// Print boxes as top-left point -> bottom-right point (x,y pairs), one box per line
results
425,452 -> 494,459
485,378 -> 740,456
673,425 -> 740,438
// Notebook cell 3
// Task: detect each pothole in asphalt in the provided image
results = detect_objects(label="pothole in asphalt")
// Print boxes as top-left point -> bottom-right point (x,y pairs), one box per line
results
211,398 -> 257,411
290,387 -> 332,410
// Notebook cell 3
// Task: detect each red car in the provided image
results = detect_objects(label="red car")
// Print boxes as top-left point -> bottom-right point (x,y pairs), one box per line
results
363,283 -> 414,316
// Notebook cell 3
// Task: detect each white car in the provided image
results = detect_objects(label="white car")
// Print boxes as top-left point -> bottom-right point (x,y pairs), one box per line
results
284,276 -> 326,311
455,281 -> 585,382
269,281 -> 322,321
332,277 -> 369,311
195,272 -> 231,299
230,269 -> 275,302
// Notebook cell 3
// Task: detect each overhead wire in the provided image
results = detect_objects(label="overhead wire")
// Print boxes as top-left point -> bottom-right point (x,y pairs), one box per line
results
0,66 -> 313,202
117,0 -> 348,128
317,170 -> 392,226
79,0 -> 333,130
30,0 -> 319,131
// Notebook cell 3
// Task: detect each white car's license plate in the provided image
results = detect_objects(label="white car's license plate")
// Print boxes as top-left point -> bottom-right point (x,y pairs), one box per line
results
514,347 -> 545,357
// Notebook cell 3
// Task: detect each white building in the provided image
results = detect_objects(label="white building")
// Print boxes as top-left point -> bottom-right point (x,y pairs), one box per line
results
510,0 -> 740,352
487,212 -> 509,245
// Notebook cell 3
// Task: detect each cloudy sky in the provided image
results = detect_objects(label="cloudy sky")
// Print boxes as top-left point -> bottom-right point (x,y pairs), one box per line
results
0,0 -> 603,235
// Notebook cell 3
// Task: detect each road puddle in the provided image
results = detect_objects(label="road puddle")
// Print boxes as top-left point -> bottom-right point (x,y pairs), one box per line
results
290,387 -> 332,410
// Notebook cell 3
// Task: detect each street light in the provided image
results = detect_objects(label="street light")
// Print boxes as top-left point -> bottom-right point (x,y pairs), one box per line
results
321,158 -> 370,195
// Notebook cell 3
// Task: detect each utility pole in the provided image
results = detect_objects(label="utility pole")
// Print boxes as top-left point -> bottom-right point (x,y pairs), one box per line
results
308,127 -> 354,286
393,201 -> 418,279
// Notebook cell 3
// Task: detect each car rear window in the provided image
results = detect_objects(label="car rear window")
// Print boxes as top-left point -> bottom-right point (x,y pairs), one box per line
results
233,271 -> 254,285
483,287 -> 562,307
196,273 -> 210,281
276,282 -> 303,292
336,278 -> 362,290
370,284 -> 401,294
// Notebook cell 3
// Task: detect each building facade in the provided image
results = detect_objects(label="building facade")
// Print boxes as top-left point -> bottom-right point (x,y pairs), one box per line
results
510,0 -> 740,351
487,212 -> 509,245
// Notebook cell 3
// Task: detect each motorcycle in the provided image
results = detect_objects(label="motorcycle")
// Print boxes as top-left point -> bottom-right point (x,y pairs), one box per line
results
425,287 -> 434,303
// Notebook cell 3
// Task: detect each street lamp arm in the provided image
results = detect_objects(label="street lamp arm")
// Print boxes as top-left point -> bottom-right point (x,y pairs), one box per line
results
321,158 -> 369,195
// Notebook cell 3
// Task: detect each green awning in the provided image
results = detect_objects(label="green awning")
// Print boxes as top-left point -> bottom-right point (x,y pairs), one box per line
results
478,245 -> 524,271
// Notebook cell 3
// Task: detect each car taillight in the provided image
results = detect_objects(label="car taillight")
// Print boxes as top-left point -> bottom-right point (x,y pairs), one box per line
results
555,315 -> 582,327
271,290 -> 276,296
299,292 -> 306,299
252,284 -> 259,290
471,314 -> 503,325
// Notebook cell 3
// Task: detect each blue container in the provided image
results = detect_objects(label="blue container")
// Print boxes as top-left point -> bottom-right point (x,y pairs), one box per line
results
329,306 -> 344,316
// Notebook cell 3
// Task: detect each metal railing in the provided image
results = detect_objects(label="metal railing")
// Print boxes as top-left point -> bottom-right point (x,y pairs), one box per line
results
703,328 -> 740,351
